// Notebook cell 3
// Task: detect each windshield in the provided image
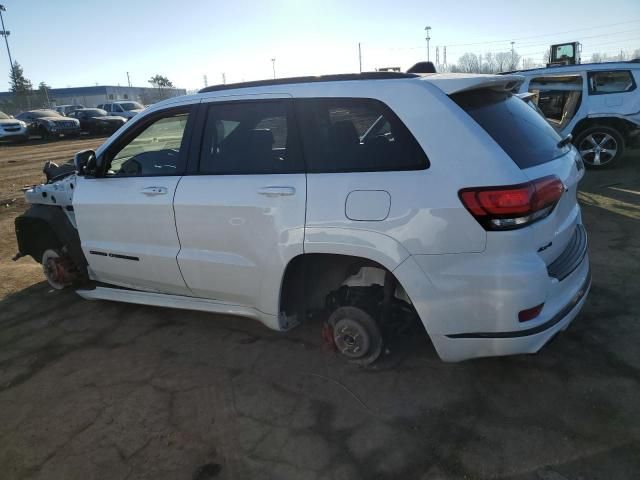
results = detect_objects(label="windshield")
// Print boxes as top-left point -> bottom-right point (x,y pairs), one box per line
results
83,109 -> 108,116
451,90 -> 569,169
119,102 -> 143,111
0,111 -> 9,119
30,110 -> 62,118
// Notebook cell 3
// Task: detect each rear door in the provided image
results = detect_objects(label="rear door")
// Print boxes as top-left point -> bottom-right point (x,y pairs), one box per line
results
74,105 -> 196,294
173,96 -> 306,315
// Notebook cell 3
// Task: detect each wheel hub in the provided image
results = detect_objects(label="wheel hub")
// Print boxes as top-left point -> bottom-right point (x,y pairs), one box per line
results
42,249 -> 75,290
333,318 -> 371,359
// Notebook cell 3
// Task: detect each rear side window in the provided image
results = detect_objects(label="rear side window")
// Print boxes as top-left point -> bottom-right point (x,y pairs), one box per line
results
588,70 -> 635,94
295,98 -> 429,173
452,90 -> 569,169
199,100 -> 303,174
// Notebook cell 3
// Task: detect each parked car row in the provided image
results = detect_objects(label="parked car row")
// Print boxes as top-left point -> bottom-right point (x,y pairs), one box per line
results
0,101 -> 146,143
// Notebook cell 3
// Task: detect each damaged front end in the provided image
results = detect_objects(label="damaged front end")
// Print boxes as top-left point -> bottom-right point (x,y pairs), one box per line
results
13,160 -> 88,288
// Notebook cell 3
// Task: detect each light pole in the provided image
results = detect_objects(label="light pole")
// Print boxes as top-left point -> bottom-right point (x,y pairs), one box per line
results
510,41 -> 515,68
424,26 -> 431,62
0,5 -> 15,87
271,58 -> 276,79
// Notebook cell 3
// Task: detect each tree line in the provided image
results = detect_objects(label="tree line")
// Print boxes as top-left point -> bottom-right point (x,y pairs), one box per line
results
446,48 -> 640,74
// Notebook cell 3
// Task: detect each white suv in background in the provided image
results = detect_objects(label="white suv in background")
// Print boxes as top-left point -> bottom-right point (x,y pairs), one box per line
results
14,72 -> 590,363
96,101 -> 145,120
0,110 -> 28,142
512,60 -> 640,168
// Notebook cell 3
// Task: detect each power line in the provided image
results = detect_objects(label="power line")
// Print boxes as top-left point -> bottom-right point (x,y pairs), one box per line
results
365,20 -> 640,53
443,18 -> 640,47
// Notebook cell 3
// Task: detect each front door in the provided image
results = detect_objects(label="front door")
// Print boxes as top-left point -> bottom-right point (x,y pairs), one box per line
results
74,105 -> 196,295
174,97 -> 306,315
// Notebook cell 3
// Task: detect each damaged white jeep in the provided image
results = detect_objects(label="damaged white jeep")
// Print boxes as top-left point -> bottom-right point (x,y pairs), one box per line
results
14,72 -> 591,363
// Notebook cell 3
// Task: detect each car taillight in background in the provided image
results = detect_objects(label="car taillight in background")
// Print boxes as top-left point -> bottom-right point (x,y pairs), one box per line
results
459,176 -> 564,230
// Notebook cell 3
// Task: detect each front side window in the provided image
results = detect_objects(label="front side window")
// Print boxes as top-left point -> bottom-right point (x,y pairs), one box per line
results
295,98 -> 429,173
105,110 -> 190,176
120,102 -> 143,111
588,70 -> 635,94
199,100 -> 303,174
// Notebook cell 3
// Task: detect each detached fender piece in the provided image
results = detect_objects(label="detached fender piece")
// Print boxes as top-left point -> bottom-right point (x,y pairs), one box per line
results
15,204 -> 88,273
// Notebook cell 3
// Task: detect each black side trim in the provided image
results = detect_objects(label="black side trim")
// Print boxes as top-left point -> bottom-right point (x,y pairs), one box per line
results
90,250 -> 108,257
447,268 -> 591,339
108,253 -> 139,261
547,224 -> 587,281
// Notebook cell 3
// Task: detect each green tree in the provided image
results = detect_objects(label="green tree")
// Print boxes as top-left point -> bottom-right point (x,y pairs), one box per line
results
148,74 -> 174,101
148,74 -> 174,89
9,61 -> 33,93
37,81 -> 52,107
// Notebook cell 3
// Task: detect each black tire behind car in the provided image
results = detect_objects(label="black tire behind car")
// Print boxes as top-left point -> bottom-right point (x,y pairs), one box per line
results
574,125 -> 625,169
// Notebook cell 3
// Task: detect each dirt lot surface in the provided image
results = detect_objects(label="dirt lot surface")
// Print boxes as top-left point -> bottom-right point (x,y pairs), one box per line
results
0,139 -> 639,479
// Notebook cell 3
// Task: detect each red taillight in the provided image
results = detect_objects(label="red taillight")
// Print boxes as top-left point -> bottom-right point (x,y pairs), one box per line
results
518,303 -> 544,322
459,176 -> 564,230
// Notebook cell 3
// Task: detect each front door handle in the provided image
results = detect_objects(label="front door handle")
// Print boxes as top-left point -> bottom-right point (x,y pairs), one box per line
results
257,186 -> 296,197
141,186 -> 168,196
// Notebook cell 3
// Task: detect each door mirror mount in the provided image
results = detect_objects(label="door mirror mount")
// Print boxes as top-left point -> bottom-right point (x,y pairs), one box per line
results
74,149 -> 99,176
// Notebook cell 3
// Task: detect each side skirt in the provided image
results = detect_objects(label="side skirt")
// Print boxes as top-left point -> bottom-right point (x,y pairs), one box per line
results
75,286 -> 281,330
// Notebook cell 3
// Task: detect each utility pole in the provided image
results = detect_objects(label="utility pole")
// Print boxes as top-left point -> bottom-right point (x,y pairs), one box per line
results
443,46 -> 447,67
424,26 -> 431,62
0,5 -> 15,87
221,72 -> 226,84
271,58 -> 276,79
126,71 -> 131,87
358,42 -> 362,73
435,46 -> 439,67
511,41 -> 515,68
203,75 -> 208,87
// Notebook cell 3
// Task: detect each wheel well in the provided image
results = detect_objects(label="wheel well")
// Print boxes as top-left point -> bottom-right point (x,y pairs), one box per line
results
15,217 -> 61,264
279,253 -> 401,320
572,117 -> 635,141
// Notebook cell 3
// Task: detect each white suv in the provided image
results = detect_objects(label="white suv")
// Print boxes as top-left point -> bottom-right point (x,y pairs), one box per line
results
96,101 -> 145,120
512,60 -> 640,168
14,72 -> 590,363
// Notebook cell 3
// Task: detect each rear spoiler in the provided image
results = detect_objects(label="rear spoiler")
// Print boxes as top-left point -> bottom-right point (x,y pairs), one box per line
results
421,74 -> 525,95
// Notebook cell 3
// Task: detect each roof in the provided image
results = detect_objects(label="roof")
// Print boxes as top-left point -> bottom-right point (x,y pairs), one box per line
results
198,72 -> 417,93
502,59 -> 640,76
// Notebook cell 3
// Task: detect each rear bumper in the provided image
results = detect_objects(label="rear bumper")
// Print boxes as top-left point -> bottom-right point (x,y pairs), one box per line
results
393,223 -> 591,362
430,254 -> 591,361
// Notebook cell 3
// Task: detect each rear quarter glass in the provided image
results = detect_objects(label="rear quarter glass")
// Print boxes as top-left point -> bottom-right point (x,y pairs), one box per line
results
451,90 -> 570,169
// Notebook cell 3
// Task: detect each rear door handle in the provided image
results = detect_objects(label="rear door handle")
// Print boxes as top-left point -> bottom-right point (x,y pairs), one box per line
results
257,186 -> 296,197
141,186 -> 168,196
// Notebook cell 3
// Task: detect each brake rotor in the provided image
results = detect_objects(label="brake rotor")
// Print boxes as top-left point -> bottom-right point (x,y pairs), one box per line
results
42,249 -> 74,290
333,317 -> 372,359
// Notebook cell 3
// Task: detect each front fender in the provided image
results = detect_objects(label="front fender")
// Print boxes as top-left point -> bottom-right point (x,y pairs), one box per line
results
15,204 -> 87,270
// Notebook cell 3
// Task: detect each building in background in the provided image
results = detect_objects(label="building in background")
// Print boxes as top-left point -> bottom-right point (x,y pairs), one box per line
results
0,85 -> 187,113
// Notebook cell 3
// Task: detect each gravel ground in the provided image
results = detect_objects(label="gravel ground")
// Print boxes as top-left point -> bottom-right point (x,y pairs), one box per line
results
0,139 -> 639,479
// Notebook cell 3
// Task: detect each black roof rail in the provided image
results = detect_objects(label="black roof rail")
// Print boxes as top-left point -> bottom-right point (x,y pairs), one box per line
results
198,72 -> 418,93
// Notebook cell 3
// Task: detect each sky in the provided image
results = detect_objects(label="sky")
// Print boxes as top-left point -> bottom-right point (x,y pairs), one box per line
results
1,0 -> 639,91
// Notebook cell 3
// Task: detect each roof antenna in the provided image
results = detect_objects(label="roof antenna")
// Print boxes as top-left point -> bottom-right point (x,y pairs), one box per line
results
407,61 -> 437,74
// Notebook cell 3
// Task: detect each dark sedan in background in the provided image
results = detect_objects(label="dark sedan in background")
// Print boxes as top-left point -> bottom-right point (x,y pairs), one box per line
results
67,108 -> 127,135
15,109 -> 80,139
